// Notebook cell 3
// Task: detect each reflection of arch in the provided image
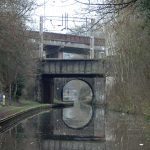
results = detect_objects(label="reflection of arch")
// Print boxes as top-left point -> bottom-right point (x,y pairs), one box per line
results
62,104 -> 95,130
60,78 -> 94,101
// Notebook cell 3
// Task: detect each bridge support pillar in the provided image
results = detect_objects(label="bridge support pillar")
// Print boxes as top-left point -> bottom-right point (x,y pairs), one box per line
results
93,77 -> 106,104
41,76 -> 54,104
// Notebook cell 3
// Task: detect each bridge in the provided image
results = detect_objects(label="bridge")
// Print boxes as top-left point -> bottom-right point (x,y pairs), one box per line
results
32,31 -> 106,104
41,59 -> 104,77
27,31 -> 105,56
27,31 -> 105,47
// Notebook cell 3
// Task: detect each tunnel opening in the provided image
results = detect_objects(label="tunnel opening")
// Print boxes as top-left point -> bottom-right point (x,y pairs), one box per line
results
62,79 -> 93,103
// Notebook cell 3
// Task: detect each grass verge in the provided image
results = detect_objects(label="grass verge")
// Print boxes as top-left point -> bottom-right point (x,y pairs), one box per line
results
0,100 -> 50,122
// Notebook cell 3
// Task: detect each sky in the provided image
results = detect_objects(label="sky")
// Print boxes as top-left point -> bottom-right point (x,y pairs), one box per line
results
35,0 -> 80,17
29,0 -> 105,34
30,0 -> 85,33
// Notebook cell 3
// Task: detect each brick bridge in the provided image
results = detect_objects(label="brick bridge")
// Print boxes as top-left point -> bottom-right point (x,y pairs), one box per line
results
29,31 -> 106,103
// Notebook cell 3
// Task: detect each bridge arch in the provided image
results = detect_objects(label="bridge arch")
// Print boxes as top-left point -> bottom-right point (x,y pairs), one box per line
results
61,79 -> 95,129
60,78 -> 94,102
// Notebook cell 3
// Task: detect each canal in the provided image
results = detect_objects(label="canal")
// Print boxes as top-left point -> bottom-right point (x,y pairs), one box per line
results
0,100 -> 149,150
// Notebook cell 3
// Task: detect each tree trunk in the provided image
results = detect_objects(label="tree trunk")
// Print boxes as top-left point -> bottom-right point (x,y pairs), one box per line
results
9,84 -> 12,104
13,83 -> 18,102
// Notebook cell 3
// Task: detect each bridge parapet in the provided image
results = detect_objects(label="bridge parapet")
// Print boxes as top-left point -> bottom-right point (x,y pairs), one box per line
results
41,59 -> 105,77
27,31 -> 105,46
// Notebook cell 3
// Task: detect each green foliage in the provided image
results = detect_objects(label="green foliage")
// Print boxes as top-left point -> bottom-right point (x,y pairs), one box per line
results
140,0 -> 150,19
12,74 -> 25,100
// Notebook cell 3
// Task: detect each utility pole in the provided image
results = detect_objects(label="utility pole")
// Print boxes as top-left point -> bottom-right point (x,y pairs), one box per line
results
90,19 -> 95,59
39,16 -> 44,59
90,36 -> 94,59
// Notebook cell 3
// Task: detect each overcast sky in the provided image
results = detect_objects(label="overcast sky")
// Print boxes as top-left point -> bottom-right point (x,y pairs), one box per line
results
30,0 -> 85,32
29,0 -> 104,33
35,0 -> 80,16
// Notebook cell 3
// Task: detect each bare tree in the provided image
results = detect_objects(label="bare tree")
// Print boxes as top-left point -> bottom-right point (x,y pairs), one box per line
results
104,1 -> 150,114
73,0 -> 139,31
74,0 -> 150,114
0,0 -> 36,103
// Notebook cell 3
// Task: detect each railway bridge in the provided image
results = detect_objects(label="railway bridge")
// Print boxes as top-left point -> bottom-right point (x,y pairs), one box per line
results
28,31 -> 106,103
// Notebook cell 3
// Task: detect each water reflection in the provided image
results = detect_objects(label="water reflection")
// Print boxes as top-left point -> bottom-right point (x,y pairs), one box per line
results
62,79 -> 93,129
63,101 -> 93,129
105,112 -> 150,150
0,107 -> 149,150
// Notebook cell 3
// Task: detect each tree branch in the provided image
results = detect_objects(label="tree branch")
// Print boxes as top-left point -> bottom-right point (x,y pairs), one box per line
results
74,0 -> 138,6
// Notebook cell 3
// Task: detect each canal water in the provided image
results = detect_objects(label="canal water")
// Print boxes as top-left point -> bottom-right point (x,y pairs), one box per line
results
0,101 -> 149,150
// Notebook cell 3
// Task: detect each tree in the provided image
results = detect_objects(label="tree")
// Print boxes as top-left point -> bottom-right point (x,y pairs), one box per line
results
74,0 -> 138,30
140,0 -> 150,19
104,1 -> 150,113
75,0 -> 150,113
0,0 -> 36,103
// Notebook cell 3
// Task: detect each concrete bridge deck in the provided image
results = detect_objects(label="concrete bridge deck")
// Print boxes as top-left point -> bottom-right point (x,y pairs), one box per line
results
41,58 -> 105,77
27,31 -> 105,54
27,31 -> 105,46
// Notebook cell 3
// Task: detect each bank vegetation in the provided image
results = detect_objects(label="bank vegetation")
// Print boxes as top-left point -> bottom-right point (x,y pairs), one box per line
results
0,0 -> 37,104
105,0 -> 150,115
76,0 -> 150,115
